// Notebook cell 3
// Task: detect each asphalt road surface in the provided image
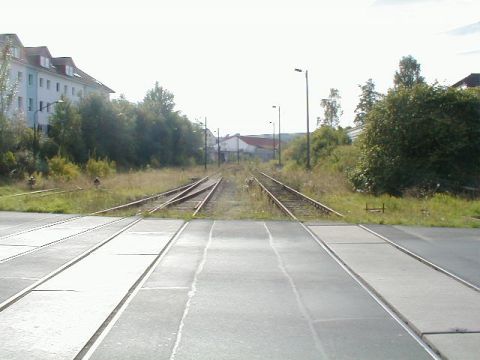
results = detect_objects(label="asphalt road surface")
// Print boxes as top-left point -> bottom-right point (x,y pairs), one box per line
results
0,211 -> 478,359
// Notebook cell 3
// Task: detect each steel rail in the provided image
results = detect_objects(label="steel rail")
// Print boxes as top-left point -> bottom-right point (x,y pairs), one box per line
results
162,181 -> 217,208
92,180 -> 200,215
192,177 -> 223,217
0,188 -> 59,198
253,176 -> 298,220
0,216 -> 142,312
0,181 -> 202,241
74,221 -> 190,360
359,225 -> 480,293
300,223 -> 440,359
37,187 -> 85,197
0,216 -> 130,264
259,171 -> 344,217
148,176 -> 209,214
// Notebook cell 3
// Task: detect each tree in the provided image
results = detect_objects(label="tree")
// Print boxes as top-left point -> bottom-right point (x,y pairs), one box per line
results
48,97 -> 85,161
0,40 -> 17,120
79,93 -> 133,166
354,79 -> 381,126
394,55 -> 425,88
350,84 -> 480,195
283,126 -> 350,167
320,88 -> 343,127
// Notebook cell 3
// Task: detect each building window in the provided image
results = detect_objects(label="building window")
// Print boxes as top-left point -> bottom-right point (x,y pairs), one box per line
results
64,85 -> 68,94
65,65 -> 74,76
46,80 -> 50,90
17,72 -> 23,82
39,78 -> 44,87
18,96 -> 23,110
72,87 -> 75,96
39,101 -> 44,111
56,82 -> 60,92
10,47 -> 20,59
47,103 -> 51,113
40,56 -> 50,68
28,98 -> 33,111
28,74 -> 33,86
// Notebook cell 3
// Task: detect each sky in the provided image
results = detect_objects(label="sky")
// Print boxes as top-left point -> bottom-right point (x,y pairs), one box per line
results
2,0 -> 480,136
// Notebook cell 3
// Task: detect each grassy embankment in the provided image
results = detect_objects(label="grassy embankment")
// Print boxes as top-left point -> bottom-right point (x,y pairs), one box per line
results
0,168 -> 208,214
1,161 -> 479,227
262,158 -> 480,228
0,165 -> 283,220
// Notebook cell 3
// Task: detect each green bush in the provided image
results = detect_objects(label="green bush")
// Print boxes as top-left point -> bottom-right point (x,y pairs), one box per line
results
0,151 -> 16,176
48,156 -> 80,181
350,84 -> 480,195
85,157 -> 116,178
283,126 -> 351,167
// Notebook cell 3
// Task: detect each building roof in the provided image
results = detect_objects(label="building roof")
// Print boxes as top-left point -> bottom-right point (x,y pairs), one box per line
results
451,73 -> 480,88
239,135 -> 275,150
0,34 -> 114,94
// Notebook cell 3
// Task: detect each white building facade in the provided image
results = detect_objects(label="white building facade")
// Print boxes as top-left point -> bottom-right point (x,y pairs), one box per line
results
0,34 -> 114,131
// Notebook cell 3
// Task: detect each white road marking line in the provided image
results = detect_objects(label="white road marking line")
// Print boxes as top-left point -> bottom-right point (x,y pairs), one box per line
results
263,222 -> 328,359
169,221 -> 215,360
79,221 -> 189,360
140,287 -> 190,291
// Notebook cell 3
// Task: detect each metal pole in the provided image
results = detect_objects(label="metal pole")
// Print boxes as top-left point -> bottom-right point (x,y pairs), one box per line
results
32,109 -> 39,166
217,128 -> 220,167
278,106 -> 281,167
204,117 -> 207,171
237,135 -> 240,164
305,70 -> 310,169
272,122 -> 276,160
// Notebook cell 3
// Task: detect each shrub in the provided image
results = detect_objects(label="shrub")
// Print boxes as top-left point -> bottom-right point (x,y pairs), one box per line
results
85,157 -> 116,178
48,156 -> 80,181
350,84 -> 480,195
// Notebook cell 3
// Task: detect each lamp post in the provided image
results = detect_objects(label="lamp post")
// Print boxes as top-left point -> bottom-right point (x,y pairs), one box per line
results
197,117 -> 208,171
236,134 -> 240,164
204,117 -> 207,171
32,99 -> 64,166
215,128 -> 220,167
272,105 -> 281,166
295,68 -> 310,169
269,120 -> 276,161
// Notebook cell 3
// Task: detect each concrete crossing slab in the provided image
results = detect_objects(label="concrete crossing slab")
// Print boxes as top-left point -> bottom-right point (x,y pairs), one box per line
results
364,224 -> 480,288
310,224 -> 385,244
88,220 -> 432,360
0,211 -> 75,237
0,219 -> 184,360
424,333 -> 480,360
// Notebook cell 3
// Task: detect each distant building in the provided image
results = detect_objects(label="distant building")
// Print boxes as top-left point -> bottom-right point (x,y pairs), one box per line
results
219,134 -> 278,162
451,73 -> 480,89
0,33 -> 114,131
346,125 -> 364,141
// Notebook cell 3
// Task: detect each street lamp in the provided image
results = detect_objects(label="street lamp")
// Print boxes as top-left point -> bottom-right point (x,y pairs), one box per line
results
295,68 -> 310,169
272,105 -> 281,166
197,117 -> 208,171
236,134 -> 240,164
269,120 -> 276,161
32,99 -> 64,166
215,128 -> 220,167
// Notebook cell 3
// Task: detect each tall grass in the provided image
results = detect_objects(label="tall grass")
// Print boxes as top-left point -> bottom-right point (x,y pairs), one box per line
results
262,147 -> 480,228
0,167 -> 209,214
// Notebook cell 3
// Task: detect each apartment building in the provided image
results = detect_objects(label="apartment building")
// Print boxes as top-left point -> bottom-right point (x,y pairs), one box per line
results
0,34 -> 114,131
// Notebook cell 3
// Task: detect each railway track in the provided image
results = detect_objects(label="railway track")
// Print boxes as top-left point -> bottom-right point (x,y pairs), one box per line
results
253,171 -> 344,221
149,176 -> 223,217
0,178 -> 208,264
